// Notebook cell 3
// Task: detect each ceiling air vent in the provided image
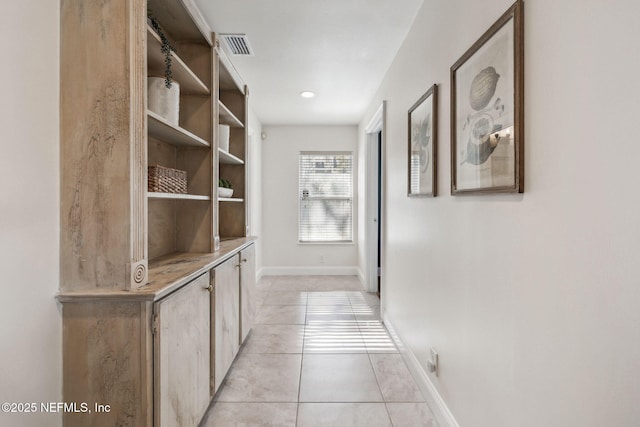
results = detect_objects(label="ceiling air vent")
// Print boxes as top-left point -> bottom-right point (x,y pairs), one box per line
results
220,34 -> 254,56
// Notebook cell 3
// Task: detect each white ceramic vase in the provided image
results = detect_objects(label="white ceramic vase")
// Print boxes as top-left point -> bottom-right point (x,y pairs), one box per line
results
148,77 -> 180,125
219,124 -> 230,152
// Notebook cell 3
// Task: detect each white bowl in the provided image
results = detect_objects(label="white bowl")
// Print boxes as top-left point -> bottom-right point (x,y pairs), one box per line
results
218,187 -> 233,198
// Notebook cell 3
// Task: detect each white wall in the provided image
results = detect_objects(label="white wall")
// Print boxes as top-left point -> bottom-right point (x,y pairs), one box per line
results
247,109 -> 264,275
0,1 -> 61,426
262,126 -> 359,274
359,0 -> 640,426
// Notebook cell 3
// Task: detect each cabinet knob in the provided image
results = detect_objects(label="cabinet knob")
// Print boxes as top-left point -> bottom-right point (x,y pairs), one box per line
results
235,264 -> 241,269
242,258 -> 247,263
205,284 -> 213,292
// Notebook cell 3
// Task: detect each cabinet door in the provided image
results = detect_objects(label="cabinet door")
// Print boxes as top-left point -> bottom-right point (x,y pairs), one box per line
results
154,273 -> 211,427
240,244 -> 256,343
213,255 -> 240,392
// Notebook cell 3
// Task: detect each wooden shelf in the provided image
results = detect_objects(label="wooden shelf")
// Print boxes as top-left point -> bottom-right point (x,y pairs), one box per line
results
148,0 -> 212,46
148,110 -> 210,147
219,197 -> 244,202
149,192 -> 211,201
148,26 -> 210,96
218,101 -> 244,128
219,149 -> 244,165
218,47 -> 245,91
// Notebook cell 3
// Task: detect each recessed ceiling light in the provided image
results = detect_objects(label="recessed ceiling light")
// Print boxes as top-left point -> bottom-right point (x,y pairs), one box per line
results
300,91 -> 315,98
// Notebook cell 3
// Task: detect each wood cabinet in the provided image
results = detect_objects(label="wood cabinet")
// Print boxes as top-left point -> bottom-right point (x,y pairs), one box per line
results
62,299 -> 154,427
210,244 -> 256,392
59,0 -> 256,424
240,244 -> 257,342
212,255 -> 241,392
154,273 -> 211,427
60,240 -> 256,427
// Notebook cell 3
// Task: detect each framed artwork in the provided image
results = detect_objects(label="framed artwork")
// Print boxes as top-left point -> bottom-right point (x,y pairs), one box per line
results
451,0 -> 524,194
408,84 -> 438,197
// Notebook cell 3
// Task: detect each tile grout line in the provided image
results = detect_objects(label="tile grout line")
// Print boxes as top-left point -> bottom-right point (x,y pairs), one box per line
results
353,289 -> 396,427
295,282 -> 310,426
215,280 -> 399,425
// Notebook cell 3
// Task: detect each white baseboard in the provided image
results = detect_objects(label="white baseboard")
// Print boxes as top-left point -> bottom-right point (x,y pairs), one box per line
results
382,313 -> 459,427
261,266 -> 360,276
356,268 -> 366,289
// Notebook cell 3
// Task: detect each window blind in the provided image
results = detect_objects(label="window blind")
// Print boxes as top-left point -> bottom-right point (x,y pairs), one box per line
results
299,152 -> 353,242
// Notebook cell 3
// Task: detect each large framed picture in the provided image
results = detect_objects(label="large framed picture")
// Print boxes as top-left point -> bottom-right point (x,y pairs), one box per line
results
408,84 -> 438,197
451,0 -> 524,194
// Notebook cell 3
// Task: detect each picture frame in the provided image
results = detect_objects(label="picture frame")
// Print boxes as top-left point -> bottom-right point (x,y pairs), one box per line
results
408,84 -> 438,197
450,0 -> 524,194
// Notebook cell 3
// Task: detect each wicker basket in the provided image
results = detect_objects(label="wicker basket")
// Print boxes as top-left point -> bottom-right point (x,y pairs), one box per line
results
148,165 -> 187,194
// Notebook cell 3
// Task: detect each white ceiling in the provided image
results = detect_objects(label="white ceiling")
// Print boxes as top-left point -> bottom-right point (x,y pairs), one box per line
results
195,0 -> 424,125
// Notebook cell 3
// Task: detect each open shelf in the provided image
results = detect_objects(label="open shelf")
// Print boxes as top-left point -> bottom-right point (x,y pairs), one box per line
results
147,26 -> 210,95
148,0 -> 212,46
219,149 -> 244,165
218,48 -> 244,91
219,197 -> 244,202
148,110 -> 210,147
148,192 -> 211,201
218,101 -> 244,128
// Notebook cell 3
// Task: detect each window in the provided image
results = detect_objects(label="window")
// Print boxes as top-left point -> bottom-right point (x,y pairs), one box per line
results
299,152 -> 353,243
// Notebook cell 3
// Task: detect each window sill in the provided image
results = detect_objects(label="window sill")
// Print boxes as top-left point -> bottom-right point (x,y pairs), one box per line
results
298,241 -> 355,246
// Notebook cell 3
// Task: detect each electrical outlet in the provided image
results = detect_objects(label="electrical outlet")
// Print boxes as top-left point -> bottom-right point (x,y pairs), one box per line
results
427,348 -> 439,376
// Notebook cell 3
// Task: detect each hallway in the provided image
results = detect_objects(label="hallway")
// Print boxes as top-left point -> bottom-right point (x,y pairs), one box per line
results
201,276 -> 437,426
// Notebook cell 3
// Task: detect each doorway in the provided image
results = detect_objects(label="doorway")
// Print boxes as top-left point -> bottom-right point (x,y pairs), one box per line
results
364,102 -> 385,297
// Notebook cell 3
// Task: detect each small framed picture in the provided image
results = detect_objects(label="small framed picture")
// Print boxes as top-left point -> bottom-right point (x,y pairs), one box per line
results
408,84 -> 438,197
451,0 -> 524,194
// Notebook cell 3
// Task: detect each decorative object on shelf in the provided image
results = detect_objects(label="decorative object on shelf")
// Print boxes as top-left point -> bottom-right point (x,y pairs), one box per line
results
218,178 -> 233,198
451,0 -> 524,194
408,84 -> 438,197
148,77 -> 180,126
149,164 -> 187,194
147,13 -> 175,88
219,124 -> 230,152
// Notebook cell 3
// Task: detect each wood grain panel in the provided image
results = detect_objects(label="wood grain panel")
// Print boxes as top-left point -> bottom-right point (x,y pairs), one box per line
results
176,199 -> 212,253
213,256 -> 240,391
61,0 -> 146,290
62,300 -> 153,427
149,198 -> 177,260
154,273 -> 210,427
240,244 -> 256,342
218,202 -> 246,238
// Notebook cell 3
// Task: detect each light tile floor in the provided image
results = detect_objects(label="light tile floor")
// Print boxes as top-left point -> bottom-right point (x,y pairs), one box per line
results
201,275 -> 438,427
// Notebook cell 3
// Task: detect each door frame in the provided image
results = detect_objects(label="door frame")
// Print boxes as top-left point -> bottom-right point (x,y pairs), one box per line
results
364,102 -> 386,294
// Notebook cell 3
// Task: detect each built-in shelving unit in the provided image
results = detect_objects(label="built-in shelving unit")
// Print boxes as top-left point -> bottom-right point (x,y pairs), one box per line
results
147,5 -> 215,261
215,37 -> 249,240
60,1 -> 255,425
